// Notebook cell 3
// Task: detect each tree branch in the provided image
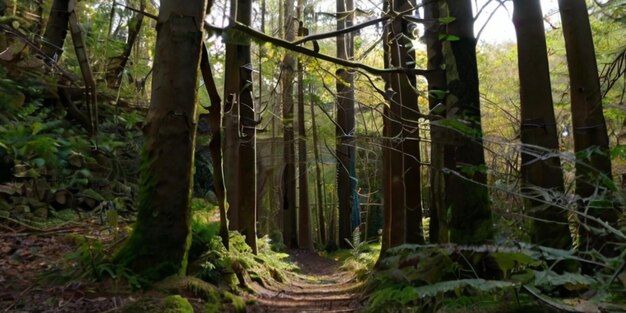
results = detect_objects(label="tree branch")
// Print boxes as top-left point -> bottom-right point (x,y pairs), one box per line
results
292,16 -> 387,45
205,21 -> 436,79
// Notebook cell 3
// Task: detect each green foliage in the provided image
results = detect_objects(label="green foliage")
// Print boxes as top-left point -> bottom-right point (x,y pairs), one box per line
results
366,243 -> 623,312
162,295 -> 193,313
191,231 -> 295,289
340,228 -> 380,280
44,234 -> 145,289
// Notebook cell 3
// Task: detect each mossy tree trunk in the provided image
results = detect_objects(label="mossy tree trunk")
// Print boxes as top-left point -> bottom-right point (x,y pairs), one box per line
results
113,0 -> 207,280
443,0 -> 493,244
558,0 -> 618,258
513,0 -> 572,249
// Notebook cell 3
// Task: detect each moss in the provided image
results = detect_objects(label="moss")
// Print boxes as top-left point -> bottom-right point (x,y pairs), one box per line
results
163,295 -> 193,313
223,291 -> 246,313
112,146 -> 191,282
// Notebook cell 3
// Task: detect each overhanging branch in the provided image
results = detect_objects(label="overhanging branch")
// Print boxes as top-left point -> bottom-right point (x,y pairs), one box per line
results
205,21 -> 436,79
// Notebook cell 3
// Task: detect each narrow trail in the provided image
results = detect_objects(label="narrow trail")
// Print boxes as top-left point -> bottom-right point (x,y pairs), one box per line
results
245,250 -> 365,313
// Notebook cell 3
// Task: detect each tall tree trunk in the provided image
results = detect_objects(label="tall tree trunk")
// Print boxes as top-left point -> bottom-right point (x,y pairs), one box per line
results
224,0 -> 257,253
113,0 -> 207,280
513,0 -> 572,249
424,0 -> 449,244
223,0 -> 241,231
282,0 -> 298,248
200,45 -> 229,250
399,0 -> 423,245
336,0 -> 357,249
257,0 -> 268,238
380,0 -> 393,252
382,0 -> 414,248
310,87 -> 327,244
41,0 -> 70,62
443,0 -> 493,244
297,59 -> 313,250
297,0 -> 313,250
106,0 -> 145,88
558,0 -> 618,257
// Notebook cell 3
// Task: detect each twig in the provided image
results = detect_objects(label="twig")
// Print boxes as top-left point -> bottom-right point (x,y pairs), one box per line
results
3,285 -> 33,313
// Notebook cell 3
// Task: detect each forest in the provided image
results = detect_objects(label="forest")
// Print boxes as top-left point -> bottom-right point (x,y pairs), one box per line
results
0,0 -> 625,312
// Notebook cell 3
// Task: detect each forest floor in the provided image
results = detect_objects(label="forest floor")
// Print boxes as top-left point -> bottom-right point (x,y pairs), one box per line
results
0,219 -> 131,312
0,216 -> 366,313
245,249 -> 365,313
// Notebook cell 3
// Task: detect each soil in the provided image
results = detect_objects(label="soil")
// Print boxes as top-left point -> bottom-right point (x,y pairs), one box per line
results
245,249 -> 365,313
0,221 -> 364,313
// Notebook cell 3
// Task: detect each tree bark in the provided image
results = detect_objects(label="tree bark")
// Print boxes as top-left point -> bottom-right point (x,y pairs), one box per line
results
310,86 -> 327,244
297,59 -> 313,250
513,0 -> 572,249
443,0 -> 493,244
223,0 -> 241,231
106,0 -> 145,89
223,0 -> 257,253
399,0 -> 423,245
380,0 -> 393,252
558,0 -> 618,257
200,45 -> 229,250
41,0 -> 70,62
424,0 -> 449,244
282,0 -> 298,248
113,0 -> 207,280
336,0 -> 357,249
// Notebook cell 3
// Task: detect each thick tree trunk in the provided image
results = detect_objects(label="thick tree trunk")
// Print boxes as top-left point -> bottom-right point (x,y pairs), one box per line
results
513,0 -> 572,249
424,0 -> 449,244
336,0 -> 357,249
558,0 -> 618,257
223,0 -> 241,231
113,0 -> 207,280
443,0 -> 493,244
282,0 -> 298,248
223,0 -> 257,253
41,0 -> 70,62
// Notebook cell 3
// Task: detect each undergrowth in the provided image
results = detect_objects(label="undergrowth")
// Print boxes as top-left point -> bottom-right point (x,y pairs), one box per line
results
365,243 -> 626,313
334,228 -> 381,280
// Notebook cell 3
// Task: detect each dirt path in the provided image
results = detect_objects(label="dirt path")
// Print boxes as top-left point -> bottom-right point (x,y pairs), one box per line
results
245,250 -> 365,313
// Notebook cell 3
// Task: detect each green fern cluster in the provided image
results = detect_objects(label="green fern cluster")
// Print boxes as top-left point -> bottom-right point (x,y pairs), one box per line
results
42,234 -> 145,289
365,243 -> 620,312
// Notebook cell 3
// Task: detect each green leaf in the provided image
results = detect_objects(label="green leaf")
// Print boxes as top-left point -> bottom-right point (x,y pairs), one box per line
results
439,33 -> 460,41
438,16 -> 456,25
492,252 -> 537,273
31,158 -> 46,168
533,270 -> 596,289
428,89 -> 447,101
412,279 -> 517,299
32,122 -> 44,135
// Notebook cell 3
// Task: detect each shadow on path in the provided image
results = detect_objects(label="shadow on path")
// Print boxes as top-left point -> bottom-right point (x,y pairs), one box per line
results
245,249 -> 365,313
